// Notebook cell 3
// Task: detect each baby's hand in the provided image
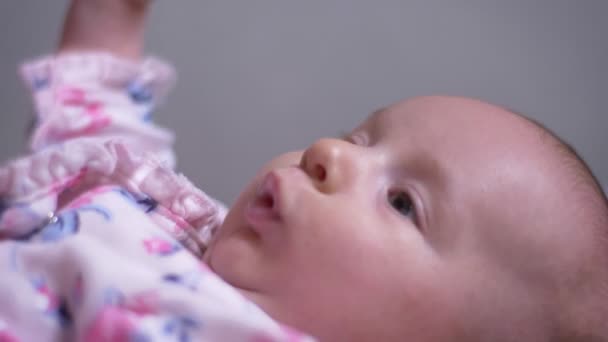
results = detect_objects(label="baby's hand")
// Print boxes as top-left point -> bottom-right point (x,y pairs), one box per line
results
74,0 -> 153,14
59,0 -> 154,59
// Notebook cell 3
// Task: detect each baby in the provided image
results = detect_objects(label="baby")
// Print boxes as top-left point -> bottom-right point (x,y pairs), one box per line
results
1,0 -> 607,341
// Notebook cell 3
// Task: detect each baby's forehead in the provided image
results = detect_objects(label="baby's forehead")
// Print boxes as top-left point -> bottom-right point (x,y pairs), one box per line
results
361,97 -> 541,165
367,96 -> 524,134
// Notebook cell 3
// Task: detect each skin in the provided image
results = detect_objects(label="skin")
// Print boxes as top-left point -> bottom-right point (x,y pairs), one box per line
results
204,96 -> 600,341
59,0 -> 149,59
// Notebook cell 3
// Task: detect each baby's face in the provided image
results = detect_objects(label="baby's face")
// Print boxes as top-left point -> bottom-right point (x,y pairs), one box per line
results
204,96 -> 585,341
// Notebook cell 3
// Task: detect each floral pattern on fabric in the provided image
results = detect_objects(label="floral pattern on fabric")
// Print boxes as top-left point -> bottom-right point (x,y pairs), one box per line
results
0,54 -> 314,342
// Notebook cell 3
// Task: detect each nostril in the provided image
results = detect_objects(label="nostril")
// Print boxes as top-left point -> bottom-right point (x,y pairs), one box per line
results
259,193 -> 274,208
313,164 -> 327,182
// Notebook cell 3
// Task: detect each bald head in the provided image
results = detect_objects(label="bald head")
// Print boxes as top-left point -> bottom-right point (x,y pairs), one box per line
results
517,113 -> 607,219
379,96 -> 608,340
492,104 -> 608,252
463,96 -> 608,340
508,109 -> 608,340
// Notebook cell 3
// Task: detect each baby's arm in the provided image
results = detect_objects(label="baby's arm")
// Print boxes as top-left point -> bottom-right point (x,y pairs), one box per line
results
59,0 -> 150,59
21,0 -> 176,162
0,0 -> 183,239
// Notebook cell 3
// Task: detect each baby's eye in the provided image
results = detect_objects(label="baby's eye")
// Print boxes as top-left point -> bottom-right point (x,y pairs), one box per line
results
342,131 -> 368,146
388,190 -> 416,220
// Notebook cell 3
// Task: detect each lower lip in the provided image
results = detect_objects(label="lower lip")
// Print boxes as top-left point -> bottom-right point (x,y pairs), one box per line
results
244,200 -> 281,227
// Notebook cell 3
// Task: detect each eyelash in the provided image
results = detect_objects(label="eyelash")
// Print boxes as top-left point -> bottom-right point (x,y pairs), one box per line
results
387,189 -> 417,223
341,131 -> 368,146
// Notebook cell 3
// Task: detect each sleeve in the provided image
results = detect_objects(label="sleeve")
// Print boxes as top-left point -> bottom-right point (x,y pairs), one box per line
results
1,53 -> 227,250
20,53 -> 177,166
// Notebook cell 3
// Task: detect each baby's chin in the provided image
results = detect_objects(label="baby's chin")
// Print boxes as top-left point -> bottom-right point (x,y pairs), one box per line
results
204,223 -> 268,288
202,246 -> 283,326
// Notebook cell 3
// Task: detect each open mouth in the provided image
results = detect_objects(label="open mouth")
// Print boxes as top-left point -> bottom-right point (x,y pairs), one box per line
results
244,171 -> 283,232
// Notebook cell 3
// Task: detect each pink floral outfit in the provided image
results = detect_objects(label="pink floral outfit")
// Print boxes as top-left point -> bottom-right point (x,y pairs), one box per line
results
0,54 -> 314,342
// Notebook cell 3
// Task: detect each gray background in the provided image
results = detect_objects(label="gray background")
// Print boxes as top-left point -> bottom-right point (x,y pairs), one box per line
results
0,1 -> 606,204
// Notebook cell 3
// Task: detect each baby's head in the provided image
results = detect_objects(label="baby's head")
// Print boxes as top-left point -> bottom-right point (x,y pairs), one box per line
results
204,96 -> 608,341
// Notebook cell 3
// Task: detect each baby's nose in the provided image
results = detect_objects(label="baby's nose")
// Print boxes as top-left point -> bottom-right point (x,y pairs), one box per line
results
300,138 -> 356,193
